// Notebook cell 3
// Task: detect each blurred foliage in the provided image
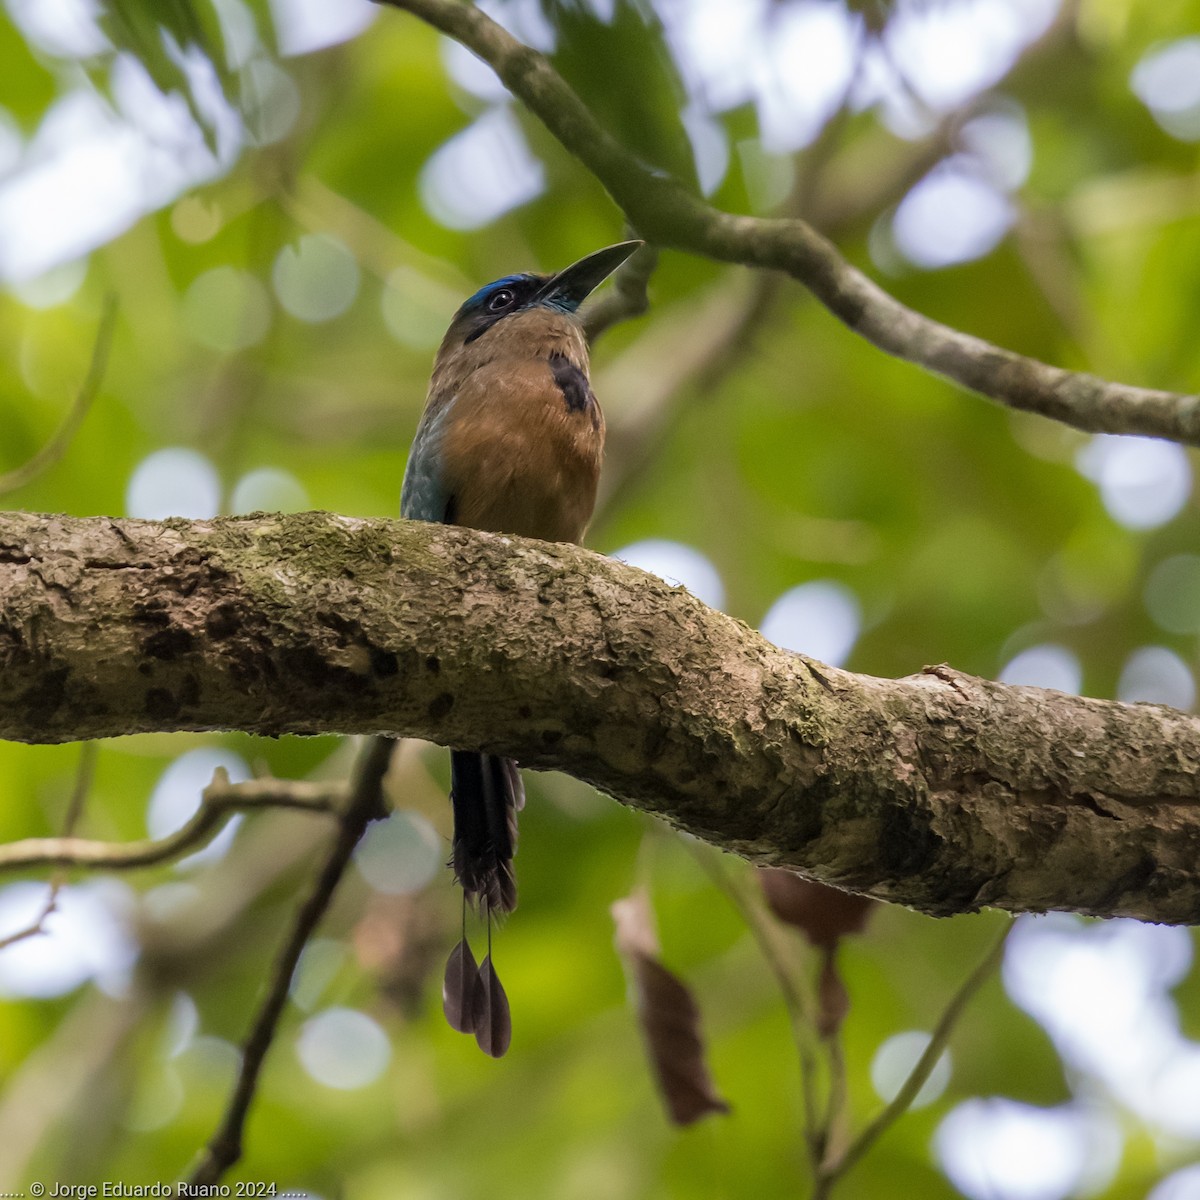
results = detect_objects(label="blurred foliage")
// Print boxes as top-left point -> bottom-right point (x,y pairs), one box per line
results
1,0 -> 1200,1197
541,0 -> 699,189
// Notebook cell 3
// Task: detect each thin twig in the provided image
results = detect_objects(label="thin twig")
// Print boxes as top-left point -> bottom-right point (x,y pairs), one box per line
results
188,736 -> 393,1186
42,739 -> 98,910
1012,205 -> 1104,372
687,845 -> 825,1171
60,740 -> 97,836
819,948 -> 851,1169
0,296 -> 117,496
815,919 -> 1013,1194
805,106 -> 968,236
0,895 -> 54,955
0,768 -> 344,875
0,743 -> 98,951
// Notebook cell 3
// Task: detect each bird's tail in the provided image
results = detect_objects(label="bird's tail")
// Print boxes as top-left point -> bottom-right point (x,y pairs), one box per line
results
449,751 -> 524,915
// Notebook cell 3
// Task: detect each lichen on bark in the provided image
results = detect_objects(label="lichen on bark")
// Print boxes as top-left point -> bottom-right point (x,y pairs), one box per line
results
2,509 -> 1200,923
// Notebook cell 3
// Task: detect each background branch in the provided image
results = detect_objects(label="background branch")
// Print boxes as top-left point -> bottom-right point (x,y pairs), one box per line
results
690,848 -> 823,1170
0,768 -> 342,874
188,736 -> 392,1186
375,0 -> 1200,446
816,921 -> 1013,1194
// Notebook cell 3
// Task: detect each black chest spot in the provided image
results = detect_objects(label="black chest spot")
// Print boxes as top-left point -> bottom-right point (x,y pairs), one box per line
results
549,353 -> 595,416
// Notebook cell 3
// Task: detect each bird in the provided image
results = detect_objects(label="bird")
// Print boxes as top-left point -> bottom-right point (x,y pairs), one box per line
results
400,240 -> 642,1054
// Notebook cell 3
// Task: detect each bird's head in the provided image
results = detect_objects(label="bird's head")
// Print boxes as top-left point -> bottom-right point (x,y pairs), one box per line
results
444,240 -> 642,349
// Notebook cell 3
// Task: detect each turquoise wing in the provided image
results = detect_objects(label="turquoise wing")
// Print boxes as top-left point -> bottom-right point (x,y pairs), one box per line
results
401,400 -> 455,523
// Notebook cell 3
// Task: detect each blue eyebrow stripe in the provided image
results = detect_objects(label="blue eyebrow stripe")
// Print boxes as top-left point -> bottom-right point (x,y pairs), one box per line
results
464,275 -> 534,310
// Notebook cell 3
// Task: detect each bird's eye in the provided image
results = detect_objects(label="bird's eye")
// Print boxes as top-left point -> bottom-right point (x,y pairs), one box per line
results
488,288 -> 516,312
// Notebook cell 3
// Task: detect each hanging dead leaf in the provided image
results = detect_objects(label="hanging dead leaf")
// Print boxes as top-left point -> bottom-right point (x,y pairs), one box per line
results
472,954 -> 512,1058
635,956 -> 731,1125
758,869 -> 875,948
612,886 -> 661,959
612,889 -> 730,1127
817,947 -> 851,1039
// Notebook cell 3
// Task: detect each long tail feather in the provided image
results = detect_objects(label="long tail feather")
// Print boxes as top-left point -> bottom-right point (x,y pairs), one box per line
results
442,937 -> 481,1034
449,751 -> 523,914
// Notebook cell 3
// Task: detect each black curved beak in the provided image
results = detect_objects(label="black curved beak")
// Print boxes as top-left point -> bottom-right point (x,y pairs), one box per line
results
537,240 -> 644,309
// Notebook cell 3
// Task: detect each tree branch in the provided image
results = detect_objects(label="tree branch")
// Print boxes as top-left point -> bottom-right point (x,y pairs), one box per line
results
0,768 -> 342,874
188,736 -> 391,1186
3,510 -> 1200,924
374,0 -> 1200,446
689,848 -> 823,1169
816,920 -> 1012,1192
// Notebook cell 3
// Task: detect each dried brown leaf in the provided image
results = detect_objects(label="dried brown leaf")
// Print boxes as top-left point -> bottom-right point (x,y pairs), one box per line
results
633,956 -> 731,1125
611,886 -> 660,959
613,889 -> 729,1126
758,868 -> 875,948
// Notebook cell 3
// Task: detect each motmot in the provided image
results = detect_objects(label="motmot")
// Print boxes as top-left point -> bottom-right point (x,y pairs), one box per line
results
401,240 -> 642,1053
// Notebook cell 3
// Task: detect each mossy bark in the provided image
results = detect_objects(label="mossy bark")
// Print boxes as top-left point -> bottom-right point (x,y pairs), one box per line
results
3,509 -> 1200,922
